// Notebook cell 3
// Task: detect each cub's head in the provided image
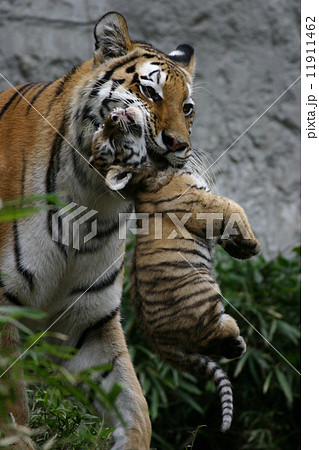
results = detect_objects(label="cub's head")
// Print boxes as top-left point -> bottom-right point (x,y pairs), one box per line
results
79,12 -> 195,168
90,106 -> 147,190
90,107 -> 172,194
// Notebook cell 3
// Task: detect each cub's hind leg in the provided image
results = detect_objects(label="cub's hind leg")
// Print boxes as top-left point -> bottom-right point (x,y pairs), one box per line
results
195,288 -> 246,360
0,295 -> 34,448
211,313 -> 246,360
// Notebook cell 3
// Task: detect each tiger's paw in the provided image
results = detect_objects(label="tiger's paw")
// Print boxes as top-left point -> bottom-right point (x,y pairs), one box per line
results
220,335 -> 246,359
219,236 -> 262,260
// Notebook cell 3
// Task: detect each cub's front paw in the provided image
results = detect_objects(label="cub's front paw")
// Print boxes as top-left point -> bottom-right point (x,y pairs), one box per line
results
220,335 -> 246,359
219,236 -> 262,260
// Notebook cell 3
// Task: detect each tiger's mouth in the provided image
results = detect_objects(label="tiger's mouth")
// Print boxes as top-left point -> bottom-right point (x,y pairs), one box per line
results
146,146 -> 189,169
146,147 -> 170,169
145,129 -> 190,169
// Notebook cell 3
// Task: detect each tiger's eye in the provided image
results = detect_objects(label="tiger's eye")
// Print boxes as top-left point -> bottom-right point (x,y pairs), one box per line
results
183,103 -> 194,117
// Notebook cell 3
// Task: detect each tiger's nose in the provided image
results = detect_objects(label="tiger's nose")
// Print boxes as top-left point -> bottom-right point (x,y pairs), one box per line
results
162,131 -> 188,153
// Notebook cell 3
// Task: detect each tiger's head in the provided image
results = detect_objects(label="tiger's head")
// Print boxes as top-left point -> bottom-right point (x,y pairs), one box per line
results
75,12 -> 195,169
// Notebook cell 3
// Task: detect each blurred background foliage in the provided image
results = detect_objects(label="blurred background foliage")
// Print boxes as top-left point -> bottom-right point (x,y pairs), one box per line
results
0,198 -> 300,449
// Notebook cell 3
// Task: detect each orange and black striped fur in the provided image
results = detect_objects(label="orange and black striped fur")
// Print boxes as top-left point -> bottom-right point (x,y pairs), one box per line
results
0,12 -> 197,449
91,110 -> 262,432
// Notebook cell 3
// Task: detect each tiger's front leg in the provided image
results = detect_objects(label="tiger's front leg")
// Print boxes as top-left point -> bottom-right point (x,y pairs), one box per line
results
64,313 -> 151,450
0,295 -> 34,449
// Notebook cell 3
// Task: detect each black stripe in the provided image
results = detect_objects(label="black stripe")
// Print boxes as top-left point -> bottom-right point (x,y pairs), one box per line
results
0,83 -> 34,120
215,376 -> 230,387
222,405 -> 233,412
174,287 -> 215,306
101,367 -> 113,379
136,193 -> 183,206
71,260 -> 124,295
27,81 -> 53,113
13,221 -> 34,290
0,277 -> 23,306
46,120 -> 66,194
138,271 -> 203,288
198,313 -> 224,342
21,149 -> 26,194
15,82 -> 39,106
111,78 -> 125,86
90,54 -> 143,97
145,289 -> 215,322
11,151 -> 35,289
138,278 -> 204,305
55,66 -> 78,98
46,66 -> 77,115
143,52 -> 161,59
196,302 -> 222,332
71,147 -> 91,186
136,260 -> 210,271
219,388 -> 233,397
75,306 -> 120,349
46,119 -> 67,254
126,64 -> 136,73
76,221 -> 121,254
139,246 -> 211,263
150,311 -> 197,331
4,291 -> 23,306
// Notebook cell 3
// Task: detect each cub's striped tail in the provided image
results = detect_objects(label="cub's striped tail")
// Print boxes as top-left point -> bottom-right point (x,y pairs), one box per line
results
159,348 -> 233,432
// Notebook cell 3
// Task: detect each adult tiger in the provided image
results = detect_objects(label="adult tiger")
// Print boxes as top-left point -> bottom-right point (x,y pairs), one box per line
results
0,12 -> 195,449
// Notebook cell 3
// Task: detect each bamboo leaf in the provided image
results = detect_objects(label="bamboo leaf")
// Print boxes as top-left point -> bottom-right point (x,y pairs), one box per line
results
176,391 -> 204,414
233,351 -> 249,377
275,367 -> 293,407
263,372 -> 273,394
151,387 -> 159,419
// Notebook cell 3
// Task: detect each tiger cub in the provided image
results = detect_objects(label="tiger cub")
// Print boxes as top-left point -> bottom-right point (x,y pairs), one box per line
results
90,108 -> 261,432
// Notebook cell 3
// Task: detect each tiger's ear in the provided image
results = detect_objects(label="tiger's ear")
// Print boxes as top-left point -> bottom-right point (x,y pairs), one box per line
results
94,12 -> 133,64
168,44 -> 195,77
105,166 -> 133,191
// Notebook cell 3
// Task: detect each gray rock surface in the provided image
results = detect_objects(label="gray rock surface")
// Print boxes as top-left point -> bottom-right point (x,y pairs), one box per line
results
0,0 -> 300,258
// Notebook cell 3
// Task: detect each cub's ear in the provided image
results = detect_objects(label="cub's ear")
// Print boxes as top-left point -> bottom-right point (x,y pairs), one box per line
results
168,44 -> 195,77
94,12 -> 133,64
105,166 -> 132,191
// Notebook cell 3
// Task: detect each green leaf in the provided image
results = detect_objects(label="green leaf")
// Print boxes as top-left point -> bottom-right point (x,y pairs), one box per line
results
179,379 -> 202,395
233,351 -> 249,377
151,377 -> 168,405
275,367 -> 293,407
268,319 -> 278,341
263,372 -> 273,394
176,391 -> 204,414
276,321 -> 300,345
151,387 -> 159,420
